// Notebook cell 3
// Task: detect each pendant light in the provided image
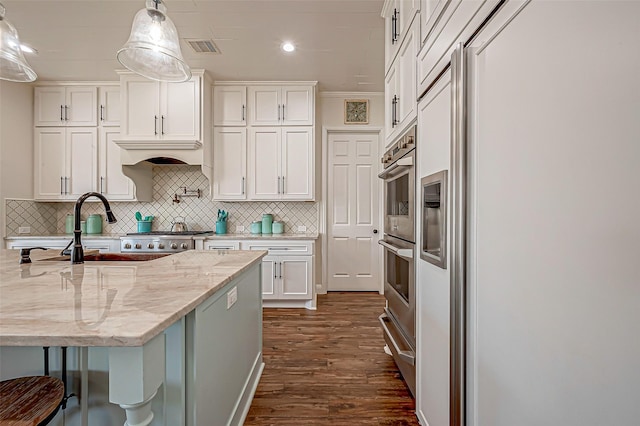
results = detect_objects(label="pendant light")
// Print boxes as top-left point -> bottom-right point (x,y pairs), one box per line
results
117,0 -> 191,82
0,2 -> 37,82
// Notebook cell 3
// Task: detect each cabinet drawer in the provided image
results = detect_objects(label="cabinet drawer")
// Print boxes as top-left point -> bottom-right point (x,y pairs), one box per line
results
203,240 -> 240,250
240,240 -> 314,255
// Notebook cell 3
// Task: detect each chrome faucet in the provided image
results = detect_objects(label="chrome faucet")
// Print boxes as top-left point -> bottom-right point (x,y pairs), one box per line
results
72,192 -> 117,264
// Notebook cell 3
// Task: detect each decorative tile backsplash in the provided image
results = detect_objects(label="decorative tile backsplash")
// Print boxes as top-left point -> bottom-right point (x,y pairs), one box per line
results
5,165 -> 318,236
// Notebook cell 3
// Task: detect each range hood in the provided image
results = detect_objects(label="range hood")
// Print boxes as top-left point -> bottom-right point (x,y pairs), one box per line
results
115,140 -> 212,201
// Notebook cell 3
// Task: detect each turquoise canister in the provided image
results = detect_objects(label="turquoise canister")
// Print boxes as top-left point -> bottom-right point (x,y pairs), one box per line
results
272,221 -> 284,234
86,214 -> 102,234
261,214 -> 273,234
215,221 -> 227,235
250,221 -> 262,234
65,214 -> 74,234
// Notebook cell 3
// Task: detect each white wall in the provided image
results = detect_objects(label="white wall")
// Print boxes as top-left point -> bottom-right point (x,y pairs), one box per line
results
0,80 -> 34,237
316,91 -> 384,292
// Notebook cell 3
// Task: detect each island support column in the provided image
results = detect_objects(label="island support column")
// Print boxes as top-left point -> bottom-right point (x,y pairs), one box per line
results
108,333 -> 165,426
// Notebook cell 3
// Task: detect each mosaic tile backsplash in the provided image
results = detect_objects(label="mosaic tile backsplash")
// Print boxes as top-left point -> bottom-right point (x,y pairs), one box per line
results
5,165 -> 318,236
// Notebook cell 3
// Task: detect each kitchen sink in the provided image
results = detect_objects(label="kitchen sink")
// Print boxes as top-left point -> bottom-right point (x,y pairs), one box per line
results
40,253 -> 171,262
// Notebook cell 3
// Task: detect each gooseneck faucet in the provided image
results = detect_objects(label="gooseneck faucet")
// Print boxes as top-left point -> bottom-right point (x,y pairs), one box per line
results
72,192 -> 117,264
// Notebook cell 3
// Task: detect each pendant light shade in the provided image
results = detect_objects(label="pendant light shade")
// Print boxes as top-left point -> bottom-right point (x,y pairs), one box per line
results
117,0 -> 191,82
0,2 -> 37,82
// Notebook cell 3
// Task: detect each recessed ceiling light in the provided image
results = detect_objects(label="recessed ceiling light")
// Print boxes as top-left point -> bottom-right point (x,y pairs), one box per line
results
281,42 -> 295,53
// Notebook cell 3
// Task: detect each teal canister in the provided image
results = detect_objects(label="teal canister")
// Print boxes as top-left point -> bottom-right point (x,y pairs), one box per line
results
250,221 -> 262,234
272,221 -> 284,234
65,214 -> 74,234
261,214 -> 273,234
86,214 -> 102,234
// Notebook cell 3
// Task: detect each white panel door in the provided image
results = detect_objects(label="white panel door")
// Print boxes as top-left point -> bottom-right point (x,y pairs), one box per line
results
122,77 -> 159,138
99,86 -> 120,126
34,128 -> 66,199
416,69 -> 451,426
99,127 -> 134,200
467,2 -> 640,425
281,127 -> 313,200
34,87 -> 66,126
280,257 -> 312,299
282,86 -> 314,125
213,86 -> 247,126
66,127 -> 97,197
163,79 -> 199,139
248,127 -> 280,199
248,86 -> 280,125
213,128 -> 246,200
327,132 -> 380,291
65,87 -> 97,126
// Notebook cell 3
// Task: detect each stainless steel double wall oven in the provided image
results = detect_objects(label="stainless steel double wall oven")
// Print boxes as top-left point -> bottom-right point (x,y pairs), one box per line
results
378,125 -> 417,396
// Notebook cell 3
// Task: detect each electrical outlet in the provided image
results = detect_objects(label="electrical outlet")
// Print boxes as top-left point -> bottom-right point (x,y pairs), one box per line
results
297,225 -> 307,232
236,225 -> 245,232
226,287 -> 238,309
18,227 -> 31,234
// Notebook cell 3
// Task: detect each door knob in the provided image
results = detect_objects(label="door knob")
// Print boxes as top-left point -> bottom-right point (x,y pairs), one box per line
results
373,229 -> 378,234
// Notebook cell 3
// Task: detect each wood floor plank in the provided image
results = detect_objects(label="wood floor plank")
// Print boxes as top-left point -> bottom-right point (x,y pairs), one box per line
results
245,292 -> 418,425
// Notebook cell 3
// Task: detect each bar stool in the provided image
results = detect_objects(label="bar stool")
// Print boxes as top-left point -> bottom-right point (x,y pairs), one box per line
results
0,376 -> 65,425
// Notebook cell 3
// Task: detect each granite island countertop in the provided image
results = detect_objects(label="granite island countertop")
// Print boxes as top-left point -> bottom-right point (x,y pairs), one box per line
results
0,249 -> 266,347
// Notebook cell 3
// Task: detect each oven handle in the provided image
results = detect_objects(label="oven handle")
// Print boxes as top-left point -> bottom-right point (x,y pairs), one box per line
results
377,155 -> 413,179
379,313 -> 415,366
378,240 -> 414,259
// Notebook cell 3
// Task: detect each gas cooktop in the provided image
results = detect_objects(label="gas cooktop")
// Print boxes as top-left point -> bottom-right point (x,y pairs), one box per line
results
125,231 -> 213,236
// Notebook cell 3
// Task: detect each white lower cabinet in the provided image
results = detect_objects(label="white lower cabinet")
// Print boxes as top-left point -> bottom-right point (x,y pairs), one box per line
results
202,240 -> 240,250
5,238 -> 120,253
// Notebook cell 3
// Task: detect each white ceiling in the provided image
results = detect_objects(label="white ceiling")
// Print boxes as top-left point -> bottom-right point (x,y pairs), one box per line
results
3,0 -> 385,92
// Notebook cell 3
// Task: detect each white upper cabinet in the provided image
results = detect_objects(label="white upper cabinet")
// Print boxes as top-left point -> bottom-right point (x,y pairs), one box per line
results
119,71 -> 202,141
383,0 -> 420,75
213,127 -> 247,200
34,127 -> 98,200
98,86 -> 120,127
99,126 -> 134,200
34,86 -> 98,127
385,17 -> 419,146
247,85 -> 314,126
213,85 -> 247,126
248,127 -> 314,201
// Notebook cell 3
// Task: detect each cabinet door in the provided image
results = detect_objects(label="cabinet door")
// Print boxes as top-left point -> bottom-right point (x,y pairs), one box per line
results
261,257 -> 278,299
281,127 -> 313,200
66,127 -> 98,198
162,78 -> 200,139
397,19 -> 418,131
214,86 -> 247,126
248,127 -> 281,199
281,86 -> 314,125
121,77 -> 159,138
99,86 -> 120,126
213,128 -> 247,200
385,63 -> 400,144
248,86 -> 281,125
34,87 -> 66,126
65,87 -> 98,126
34,128 -> 66,199
279,257 -> 312,299
99,127 -> 134,200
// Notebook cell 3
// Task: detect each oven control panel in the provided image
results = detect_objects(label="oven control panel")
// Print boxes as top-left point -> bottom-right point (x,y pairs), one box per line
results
120,237 -> 195,253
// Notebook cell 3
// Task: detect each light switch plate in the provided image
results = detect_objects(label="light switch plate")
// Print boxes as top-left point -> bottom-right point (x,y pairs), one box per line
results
297,225 -> 307,232
226,286 -> 238,309
236,225 -> 245,232
18,227 -> 31,234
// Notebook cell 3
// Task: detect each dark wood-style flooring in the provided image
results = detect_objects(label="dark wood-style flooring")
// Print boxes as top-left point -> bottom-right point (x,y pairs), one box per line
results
245,292 -> 419,425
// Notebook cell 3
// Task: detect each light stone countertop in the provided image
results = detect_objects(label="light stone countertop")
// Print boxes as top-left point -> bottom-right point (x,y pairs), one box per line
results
5,232 -> 319,241
0,249 -> 266,347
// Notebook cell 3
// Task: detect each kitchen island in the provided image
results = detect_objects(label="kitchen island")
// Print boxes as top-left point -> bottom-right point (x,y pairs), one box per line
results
0,249 -> 266,426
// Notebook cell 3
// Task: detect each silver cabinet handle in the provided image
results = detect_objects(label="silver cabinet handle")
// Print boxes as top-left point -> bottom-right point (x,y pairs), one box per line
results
379,312 -> 415,365
274,262 -> 277,279
242,177 -> 245,195
64,105 -> 69,121
60,105 -> 64,121
64,177 -> 69,195
100,176 -> 104,194
378,240 -> 413,259
277,104 -> 280,121
242,105 -> 245,121
161,115 -> 165,135
154,115 -> 158,135
60,177 -> 64,195
100,105 -> 104,121
277,176 -> 280,194
281,176 -> 285,194
278,262 -> 282,279
281,104 -> 285,121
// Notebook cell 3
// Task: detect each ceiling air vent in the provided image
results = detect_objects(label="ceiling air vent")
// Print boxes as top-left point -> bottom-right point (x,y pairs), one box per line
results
186,39 -> 220,54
